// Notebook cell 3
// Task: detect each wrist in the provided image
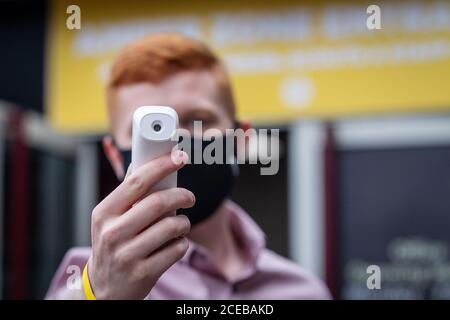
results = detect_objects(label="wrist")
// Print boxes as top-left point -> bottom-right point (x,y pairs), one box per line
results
82,262 -> 97,300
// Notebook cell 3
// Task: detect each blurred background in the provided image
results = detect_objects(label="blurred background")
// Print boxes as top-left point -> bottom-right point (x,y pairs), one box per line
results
1,0 -> 450,299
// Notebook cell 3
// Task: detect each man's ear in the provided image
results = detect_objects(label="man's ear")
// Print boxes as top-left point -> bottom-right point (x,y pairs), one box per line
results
238,120 -> 252,132
236,120 -> 253,162
102,136 -> 125,180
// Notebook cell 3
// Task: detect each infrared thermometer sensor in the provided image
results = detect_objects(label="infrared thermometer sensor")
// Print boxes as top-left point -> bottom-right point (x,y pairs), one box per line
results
131,106 -> 179,193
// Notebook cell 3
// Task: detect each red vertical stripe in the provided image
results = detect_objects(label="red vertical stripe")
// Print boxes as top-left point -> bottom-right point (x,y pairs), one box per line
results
7,110 -> 30,299
324,123 -> 338,298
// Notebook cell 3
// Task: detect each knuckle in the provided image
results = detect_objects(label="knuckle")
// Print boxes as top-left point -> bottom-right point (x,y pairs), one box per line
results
115,250 -> 132,268
131,264 -> 149,281
178,215 -> 191,232
149,192 -> 165,212
91,205 -> 104,225
100,225 -> 121,247
126,174 -> 145,193
164,217 -> 180,234
174,238 -> 189,256
91,207 -> 104,239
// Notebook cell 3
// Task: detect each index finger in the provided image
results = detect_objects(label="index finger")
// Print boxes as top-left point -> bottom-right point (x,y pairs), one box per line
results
97,149 -> 188,218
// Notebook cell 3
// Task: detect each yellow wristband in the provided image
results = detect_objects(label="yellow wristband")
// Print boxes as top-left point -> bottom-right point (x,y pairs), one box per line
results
82,263 -> 97,300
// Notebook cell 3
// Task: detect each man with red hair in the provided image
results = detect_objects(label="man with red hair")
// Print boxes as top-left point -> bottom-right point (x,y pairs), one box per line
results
46,33 -> 330,300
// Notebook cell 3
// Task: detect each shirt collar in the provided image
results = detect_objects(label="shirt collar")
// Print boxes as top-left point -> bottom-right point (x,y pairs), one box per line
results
180,199 -> 266,279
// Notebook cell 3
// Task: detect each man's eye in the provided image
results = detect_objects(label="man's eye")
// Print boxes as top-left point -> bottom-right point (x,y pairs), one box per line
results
184,118 -> 214,127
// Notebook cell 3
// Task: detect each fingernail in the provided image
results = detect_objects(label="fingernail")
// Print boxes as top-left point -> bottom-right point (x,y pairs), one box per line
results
171,150 -> 188,165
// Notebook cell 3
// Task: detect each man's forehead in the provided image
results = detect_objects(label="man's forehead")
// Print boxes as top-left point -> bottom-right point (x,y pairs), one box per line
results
115,82 -> 165,106
113,71 -> 219,108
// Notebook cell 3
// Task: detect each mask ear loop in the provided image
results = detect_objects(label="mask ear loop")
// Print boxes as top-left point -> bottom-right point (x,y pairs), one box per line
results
107,134 -> 132,152
109,136 -> 123,150
106,135 -> 132,180
108,135 -> 116,148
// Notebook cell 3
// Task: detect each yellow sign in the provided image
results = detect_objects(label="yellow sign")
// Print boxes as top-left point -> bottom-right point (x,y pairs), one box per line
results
47,0 -> 450,133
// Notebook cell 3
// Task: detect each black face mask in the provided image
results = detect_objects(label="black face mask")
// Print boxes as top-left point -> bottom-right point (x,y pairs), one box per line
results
119,136 -> 238,226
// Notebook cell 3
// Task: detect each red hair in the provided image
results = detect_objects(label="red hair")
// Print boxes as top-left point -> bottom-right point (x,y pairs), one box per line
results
108,33 -> 235,118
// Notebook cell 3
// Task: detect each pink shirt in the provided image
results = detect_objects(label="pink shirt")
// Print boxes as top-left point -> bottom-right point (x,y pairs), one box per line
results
46,200 -> 331,299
